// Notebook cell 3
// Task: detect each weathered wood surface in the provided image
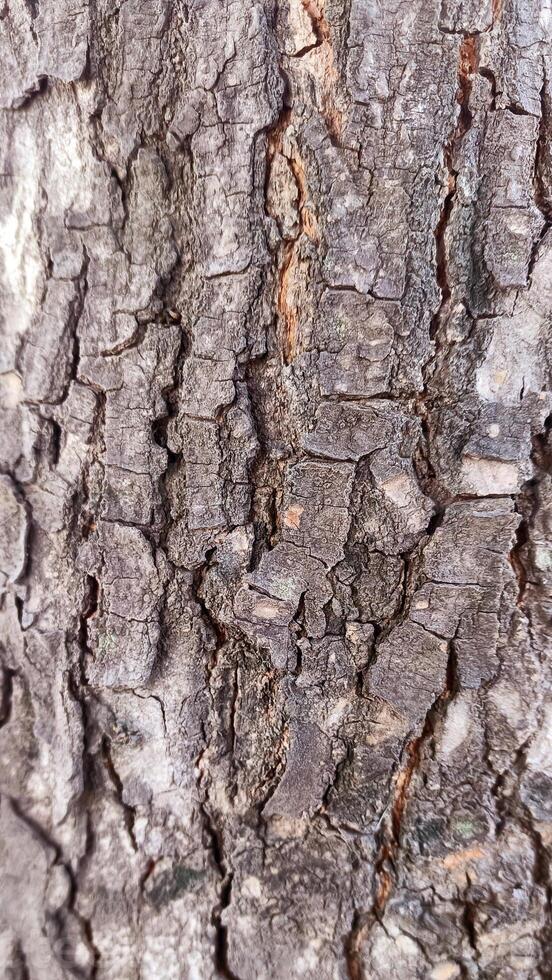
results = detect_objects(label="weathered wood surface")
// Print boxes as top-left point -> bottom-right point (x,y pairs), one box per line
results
1,1 -> 551,977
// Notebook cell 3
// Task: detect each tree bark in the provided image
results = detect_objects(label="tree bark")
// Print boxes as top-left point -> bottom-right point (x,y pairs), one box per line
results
1,0 -> 551,977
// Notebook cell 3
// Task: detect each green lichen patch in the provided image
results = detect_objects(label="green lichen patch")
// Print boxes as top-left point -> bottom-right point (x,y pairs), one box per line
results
146,864 -> 204,910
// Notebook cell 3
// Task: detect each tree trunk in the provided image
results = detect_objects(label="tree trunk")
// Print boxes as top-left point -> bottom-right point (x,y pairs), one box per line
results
1,0 -> 551,977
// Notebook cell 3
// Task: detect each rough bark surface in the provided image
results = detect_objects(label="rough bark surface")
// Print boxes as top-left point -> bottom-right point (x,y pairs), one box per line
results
1,1 -> 552,977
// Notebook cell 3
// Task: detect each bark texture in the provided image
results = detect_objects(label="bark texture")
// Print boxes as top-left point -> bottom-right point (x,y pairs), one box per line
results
1,1 -> 552,977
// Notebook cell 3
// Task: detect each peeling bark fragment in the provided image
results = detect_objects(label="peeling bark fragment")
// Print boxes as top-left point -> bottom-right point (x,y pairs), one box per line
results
0,476 -> 27,587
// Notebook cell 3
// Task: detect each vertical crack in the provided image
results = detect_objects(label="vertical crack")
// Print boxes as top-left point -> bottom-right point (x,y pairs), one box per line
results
214,875 -> 240,980
346,640 -> 458,974
12,941 -> 31,980
413,34 -> 478,509
101,735 -> 137,851
266,104 -> 319,365
0,666 -> 15,729
535,77 -> 552,222
190,550 -> 239,978
294,0 -> 344,140
509,414 -> 552,606
8,796 -> 100,977
527,75 -> 552,282
491,0 -> 503,27
431,34 -> 476,347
